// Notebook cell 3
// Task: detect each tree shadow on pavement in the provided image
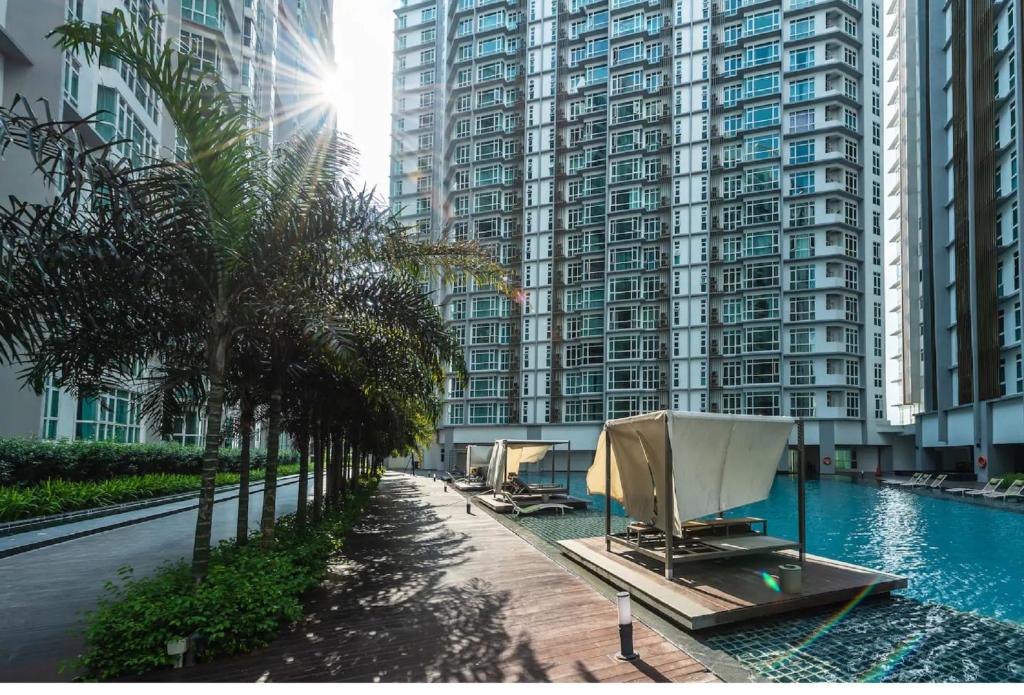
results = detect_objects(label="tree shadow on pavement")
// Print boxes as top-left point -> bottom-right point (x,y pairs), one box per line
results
152,474 -> 549,682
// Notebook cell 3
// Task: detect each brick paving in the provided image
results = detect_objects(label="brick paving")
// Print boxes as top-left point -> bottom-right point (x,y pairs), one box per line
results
155,472 -> 718,683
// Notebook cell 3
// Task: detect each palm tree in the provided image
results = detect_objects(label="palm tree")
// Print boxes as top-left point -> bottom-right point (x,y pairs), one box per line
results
2,12 -> 512,580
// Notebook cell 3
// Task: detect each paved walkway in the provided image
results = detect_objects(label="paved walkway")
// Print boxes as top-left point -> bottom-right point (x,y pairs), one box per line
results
158,472 -> 718,683
0,477 -> 312,682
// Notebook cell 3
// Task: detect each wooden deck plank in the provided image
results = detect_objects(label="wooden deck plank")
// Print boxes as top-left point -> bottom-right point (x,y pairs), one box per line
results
559,536 -> 908,630
151,473 -> 717,683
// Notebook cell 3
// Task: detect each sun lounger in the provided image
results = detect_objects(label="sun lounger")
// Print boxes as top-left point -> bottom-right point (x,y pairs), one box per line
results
927,474 -> 948,488
899,473 -> 931,487
882,472 -> 921,486
962,479 -> 1004,497
1003,481 -> 1024,502
501,493 -> 570,517
983,479 -> 1024,501
945,478 -> 999,496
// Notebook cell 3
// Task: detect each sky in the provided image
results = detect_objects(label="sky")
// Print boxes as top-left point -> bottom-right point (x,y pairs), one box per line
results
331,1 -> 394,195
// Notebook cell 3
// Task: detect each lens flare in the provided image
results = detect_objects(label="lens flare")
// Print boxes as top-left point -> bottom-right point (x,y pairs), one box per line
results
858,633 -> 925,682
761,571 -> 782,593
768,579 -> 880,671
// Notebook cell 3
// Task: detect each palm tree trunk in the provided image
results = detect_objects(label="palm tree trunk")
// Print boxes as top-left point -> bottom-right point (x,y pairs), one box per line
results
312,422 -> 324,521
328,433 -> 340,509
191,328 -> 229,581
235,391 -> 254,547
259,383 -> 283,548
296,420 -> 309,529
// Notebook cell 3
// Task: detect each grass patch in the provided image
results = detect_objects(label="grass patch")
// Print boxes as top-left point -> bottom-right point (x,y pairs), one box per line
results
73,474 -> 379,681
0,463 -> 301,521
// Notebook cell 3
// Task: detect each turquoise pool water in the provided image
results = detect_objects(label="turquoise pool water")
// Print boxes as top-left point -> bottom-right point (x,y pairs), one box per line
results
515,472 -> 1024,682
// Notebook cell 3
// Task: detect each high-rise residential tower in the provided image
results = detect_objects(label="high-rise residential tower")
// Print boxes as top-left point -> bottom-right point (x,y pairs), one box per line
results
398,0 -> 890,475
0,0 -> 333,443
390,0 -> 445,241
883,0 -> 922,426
914,0 -> 1024,477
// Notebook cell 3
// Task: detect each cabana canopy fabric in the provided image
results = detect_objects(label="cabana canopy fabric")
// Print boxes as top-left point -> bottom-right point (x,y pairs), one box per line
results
586,411 -> 794,533
487,440 -> 555,491
466,445 -> 493,475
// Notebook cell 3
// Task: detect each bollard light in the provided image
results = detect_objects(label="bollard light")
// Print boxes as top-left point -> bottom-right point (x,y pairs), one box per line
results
444,483 -> 448,492
615,591 -> 639,661
466,501 -> 471,514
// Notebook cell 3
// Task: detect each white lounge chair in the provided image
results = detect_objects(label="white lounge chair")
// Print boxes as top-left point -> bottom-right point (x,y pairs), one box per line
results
500,492 -> 571,517
1003,480 -> 1024,502
963,479 -> 1004,497
946,478 -> 999,496
899,473 -> 931,487
926,474 -> 948,488
983,479 -> 1024,501
882,472 -> 921,486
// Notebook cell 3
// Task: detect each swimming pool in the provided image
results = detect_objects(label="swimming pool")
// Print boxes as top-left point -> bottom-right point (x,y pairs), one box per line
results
515,472 -> 1024,682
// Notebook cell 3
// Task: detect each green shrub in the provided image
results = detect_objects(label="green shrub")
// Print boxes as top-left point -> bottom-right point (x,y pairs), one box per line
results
0,464 -> 301,521
999,473 -> 1024,487
75,475 -> 380,681
0,437 -> 298,486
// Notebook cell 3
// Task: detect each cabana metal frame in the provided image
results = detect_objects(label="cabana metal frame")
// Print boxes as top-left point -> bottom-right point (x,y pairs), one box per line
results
593,411 -> 805,580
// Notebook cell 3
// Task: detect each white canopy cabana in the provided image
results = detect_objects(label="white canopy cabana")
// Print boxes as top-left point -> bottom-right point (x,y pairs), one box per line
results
465,444 -> 493,477
586,410 -> 795,535
486,439 -> 571,493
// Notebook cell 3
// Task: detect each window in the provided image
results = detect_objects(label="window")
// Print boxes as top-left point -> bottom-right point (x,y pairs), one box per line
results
789,47 -> 815,70
75,389 -> 141,442
790,327 -> 814,353
41,376 -> 61,439
182,0 -> 221,29
789,77 -> 815,102
790,392 -> 815,417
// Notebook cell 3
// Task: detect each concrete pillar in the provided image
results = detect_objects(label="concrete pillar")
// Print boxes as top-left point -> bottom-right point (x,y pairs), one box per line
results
818,423 -> 837,476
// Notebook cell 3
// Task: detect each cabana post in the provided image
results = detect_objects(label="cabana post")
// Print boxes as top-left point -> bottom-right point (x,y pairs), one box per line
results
798,419 -> 806,564
604,427 -> 611,552
566,441 -> 572,493
663,417 -> 674,580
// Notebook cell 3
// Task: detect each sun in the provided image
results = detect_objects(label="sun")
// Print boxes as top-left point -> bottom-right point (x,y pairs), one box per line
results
317,64 -> 346,114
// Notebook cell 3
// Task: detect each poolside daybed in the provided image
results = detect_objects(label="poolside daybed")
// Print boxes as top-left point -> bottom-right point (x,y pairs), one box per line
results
450,444 -> 493,492
585,410 -> 797,579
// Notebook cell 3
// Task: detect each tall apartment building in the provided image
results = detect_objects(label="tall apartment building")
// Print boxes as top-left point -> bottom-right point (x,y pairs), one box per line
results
398,0 -> 890,475
0,0 -> 333,444
914,0 -> 1024,477
883,0 -> 922,426
391,0 -> 446,241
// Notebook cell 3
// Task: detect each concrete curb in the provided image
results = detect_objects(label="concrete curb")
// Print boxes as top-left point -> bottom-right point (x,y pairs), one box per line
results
0,476 -> 301,559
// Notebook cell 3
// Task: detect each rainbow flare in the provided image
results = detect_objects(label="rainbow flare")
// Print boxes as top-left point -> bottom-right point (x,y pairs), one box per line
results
761,571 -> 782,593
858,633 -> 925,682
768,579 -> 880,671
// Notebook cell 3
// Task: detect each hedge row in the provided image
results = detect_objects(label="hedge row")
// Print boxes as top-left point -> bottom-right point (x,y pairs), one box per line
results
76,473 -> 381,681
0,463 -> 302,522
0,437 -> 298,487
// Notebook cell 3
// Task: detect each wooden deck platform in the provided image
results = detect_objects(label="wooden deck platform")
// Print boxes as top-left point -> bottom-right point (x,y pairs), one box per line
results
475,493 -> 591,513
559,536 -> 907,631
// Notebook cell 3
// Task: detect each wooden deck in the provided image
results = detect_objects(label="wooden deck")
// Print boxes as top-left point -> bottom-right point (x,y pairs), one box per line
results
560,536 -> 907,631
475,492 -> 591,513
152,474 -> 717,683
